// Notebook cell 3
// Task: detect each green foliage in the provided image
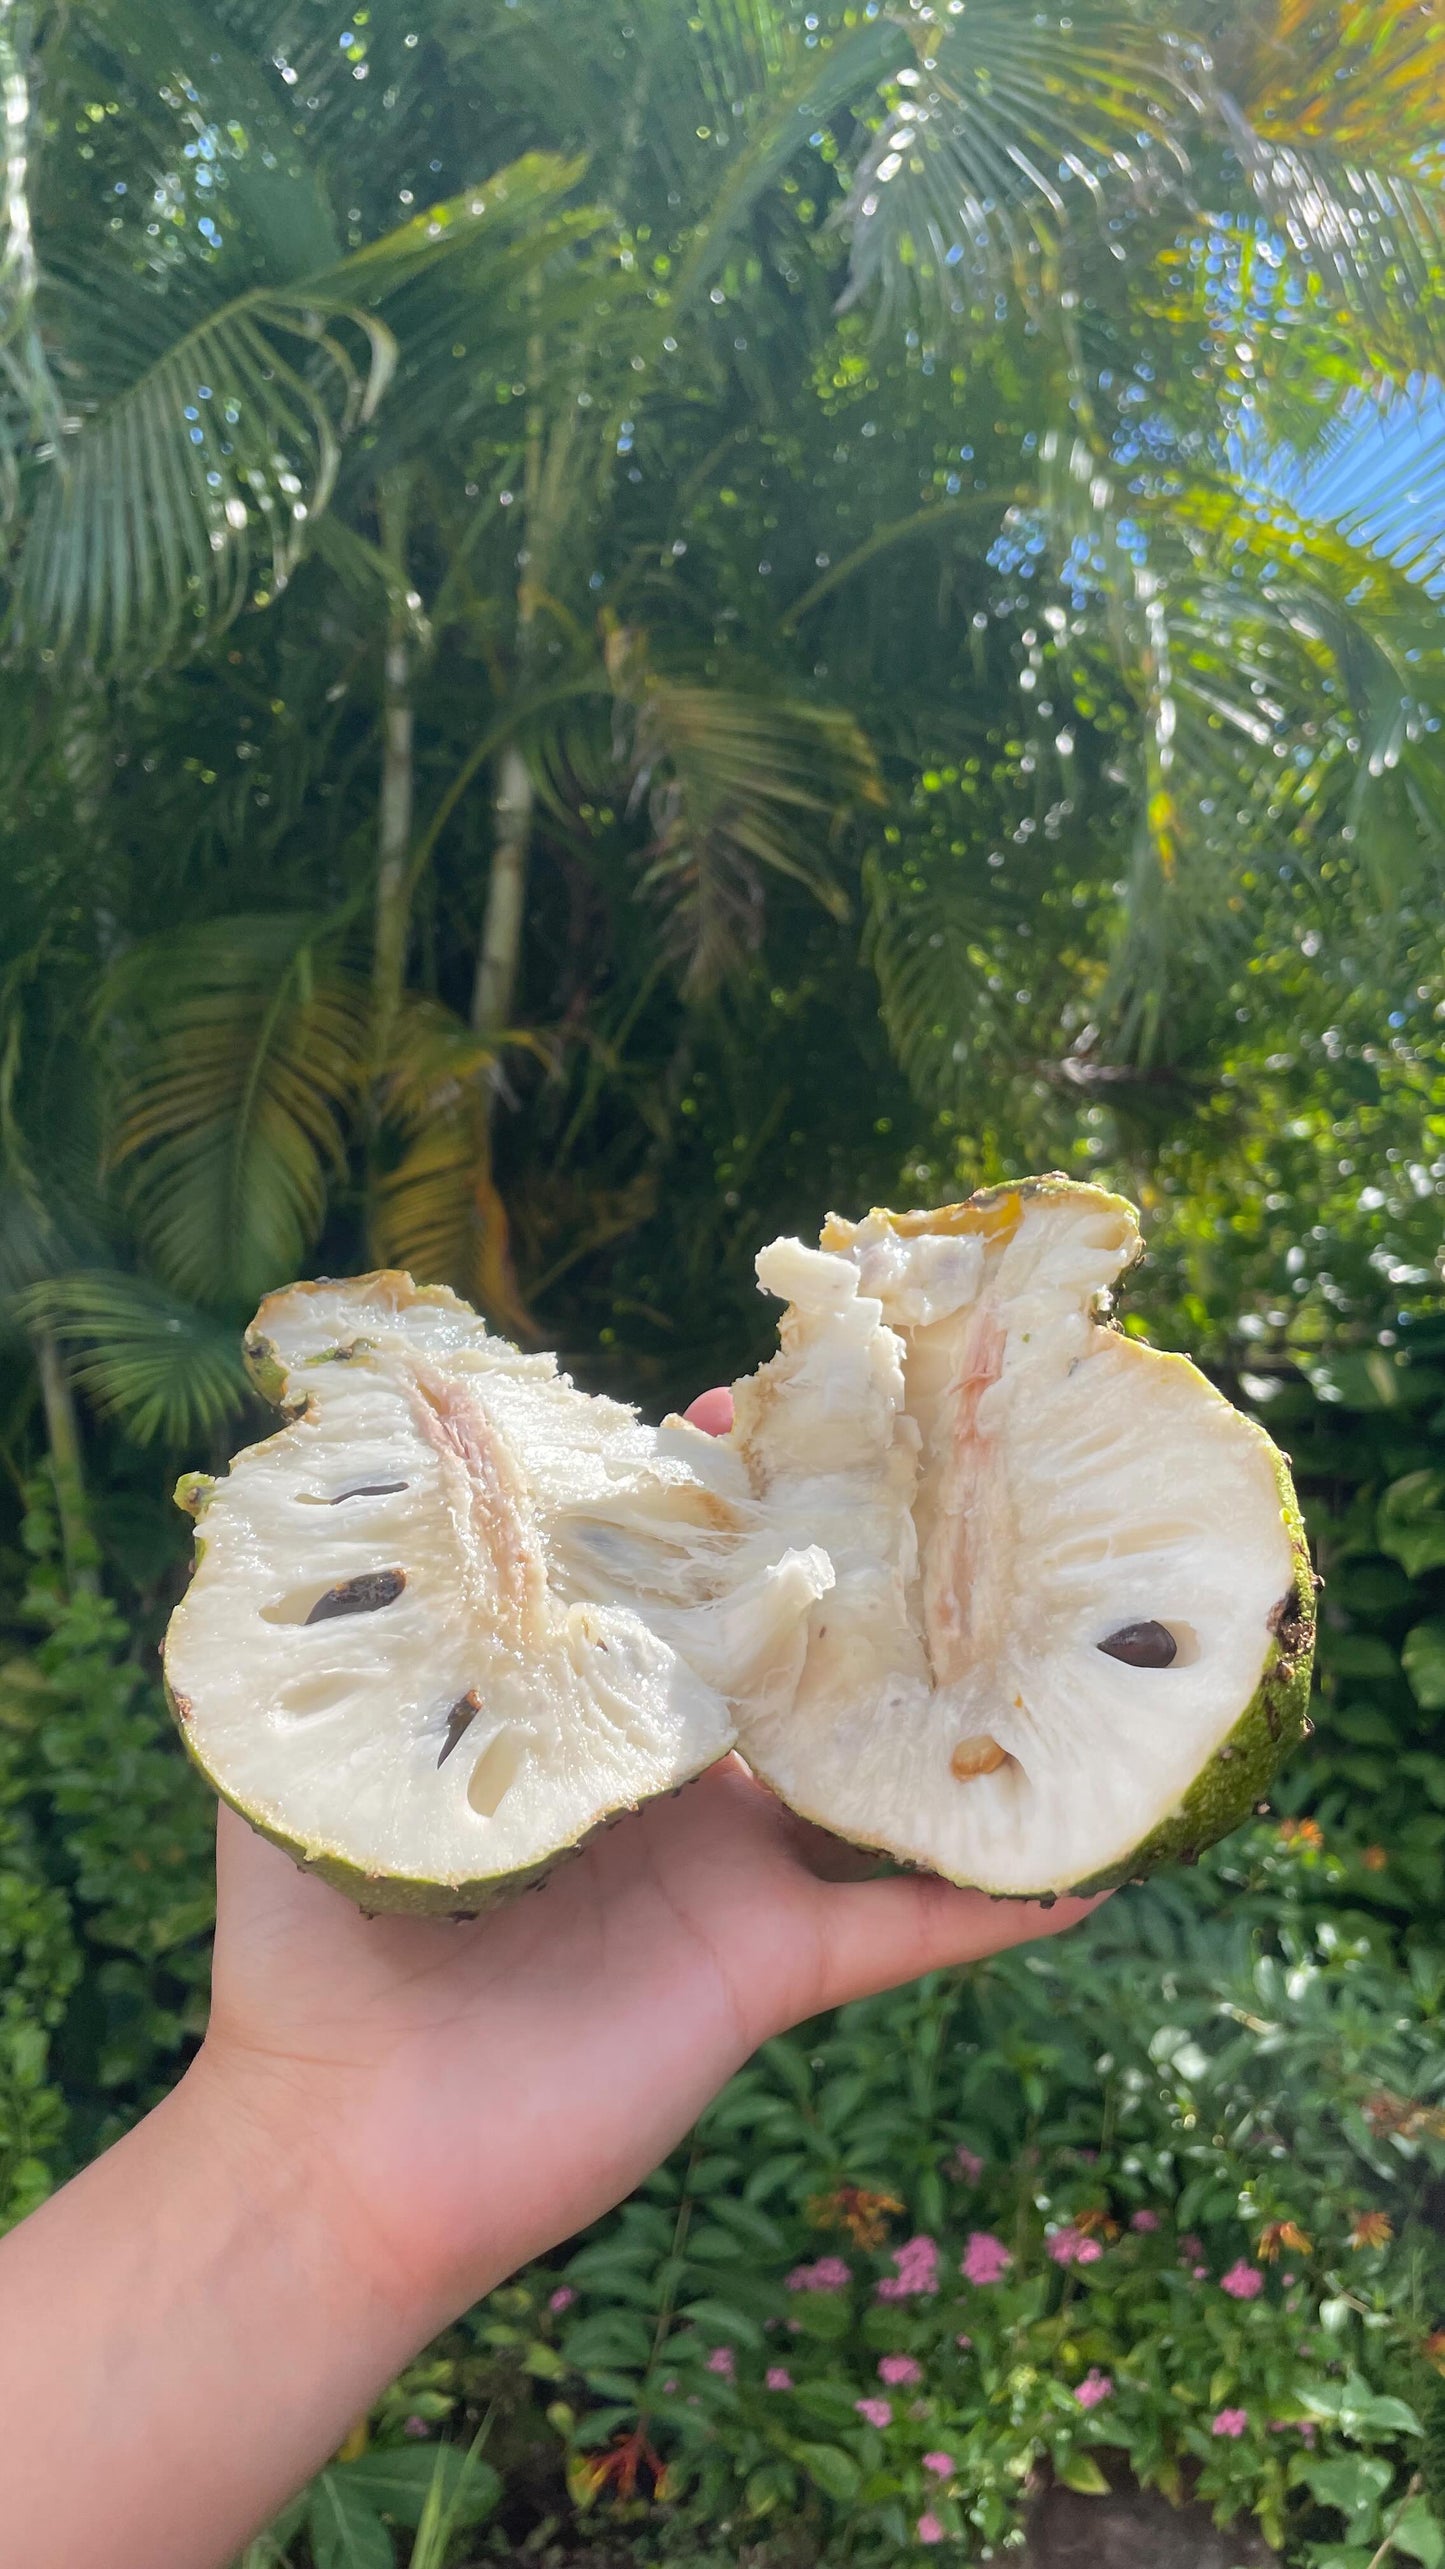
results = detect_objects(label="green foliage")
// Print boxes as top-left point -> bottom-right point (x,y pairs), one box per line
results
263,1827 -> 1438,2568
1,6 -> 1445,2562
0,1486 -> 214,2200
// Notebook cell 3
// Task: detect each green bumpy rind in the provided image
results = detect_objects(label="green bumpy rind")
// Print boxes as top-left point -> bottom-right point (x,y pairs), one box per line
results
1068,1444 -> 1315,1896
165,1653 -> 691,1918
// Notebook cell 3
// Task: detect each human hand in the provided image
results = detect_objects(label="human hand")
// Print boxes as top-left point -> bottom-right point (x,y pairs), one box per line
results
0,1387 -> 1103,2569
195,1388 -> 1101,2339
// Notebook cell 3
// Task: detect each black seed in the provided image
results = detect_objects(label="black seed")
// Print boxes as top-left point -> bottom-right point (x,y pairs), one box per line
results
331,1482 -> 408,1503
1098,1620 -> 1177,1669
438,1691 -> 482,1768
304,1569 -> 406,1624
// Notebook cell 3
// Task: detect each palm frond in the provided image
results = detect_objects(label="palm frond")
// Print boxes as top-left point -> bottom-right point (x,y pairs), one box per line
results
836,1 -> 1195,332
1020,427 -> 1445,1057
17,1270 -> 250,1445
606,625 -> 882,991
1230,139 -> 1445,376
1243,378 -> 1445,597
1240,0 -> 1445,162
77,0 -> 341,283
8,158 -> 586,662
103,914 -> 370,1309
0,0 -> 60,518
372,999 -> 541,1332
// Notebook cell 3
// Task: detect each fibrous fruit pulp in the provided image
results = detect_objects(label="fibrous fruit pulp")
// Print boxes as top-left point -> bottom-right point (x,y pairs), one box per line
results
164,1180 -> 1313,1910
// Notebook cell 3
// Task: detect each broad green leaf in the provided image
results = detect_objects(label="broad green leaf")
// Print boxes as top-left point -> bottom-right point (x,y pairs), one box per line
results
679,2297 -> 766,2348
1055,2452 -> 1111,2497
1379,1472 -> 1445,1578
792,2441 -> 863,2503
333,2445 -> 502,2532
560,2310 -> 653,2370
1302,2453 -> 1394,2526
307,2470 -> 395,2569
1403,1621 -> 1445,1712
1394,2494 -> 1445,2568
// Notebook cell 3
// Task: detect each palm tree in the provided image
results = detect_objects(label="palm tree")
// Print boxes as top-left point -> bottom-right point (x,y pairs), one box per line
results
3,0 -> 1443,1469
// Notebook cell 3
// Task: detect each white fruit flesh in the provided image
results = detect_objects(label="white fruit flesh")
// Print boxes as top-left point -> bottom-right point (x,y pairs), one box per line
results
167,1276 -> 831,1895
728,1188 -> 1296,1893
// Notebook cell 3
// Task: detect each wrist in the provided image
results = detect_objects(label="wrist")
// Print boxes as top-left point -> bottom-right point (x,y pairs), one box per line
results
176,2036 -> 446,2346
0,2048 -> 434,2569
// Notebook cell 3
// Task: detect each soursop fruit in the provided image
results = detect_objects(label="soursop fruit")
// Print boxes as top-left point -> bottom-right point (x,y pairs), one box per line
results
166,1272 -> 831,1912
726,1178 -> 1313,1897
164,1181 -> 1314,1911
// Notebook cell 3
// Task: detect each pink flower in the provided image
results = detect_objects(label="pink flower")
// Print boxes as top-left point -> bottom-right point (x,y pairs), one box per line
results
1074,2369 -> 1113,2409
548,2285 -> 576,2313
955,2334 -> 973,2351
786,2256 -> 852,2292
961,2231 -> 1013,2286
1130,2210 -> 1160,2233
954,2147 -> 985,2183
662,2377 -> 678,2393
878,2235 -> 940,2301
1212,2408 -> 1248,2438
765,2367 -> 793,2391
403,2415 -> 430,2438
707,2346 -> 735,2378
1048,2226 -> 1103,2268
917,2513 -> 946,2544
879,2354 -> 924,2387
1180,2234 -> 1203,2260
1220,2261 -> 1264,2302
855,2397 -> 893,2429
1193,2265 -> 1209,2279
923,2452 -> 955,2477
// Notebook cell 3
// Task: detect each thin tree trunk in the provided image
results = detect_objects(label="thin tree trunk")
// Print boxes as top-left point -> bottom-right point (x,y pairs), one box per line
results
469,313 -> 545,1061
33,1327 -> 98,1598
470,741 -> 534,1041
371,475 -> 415,1064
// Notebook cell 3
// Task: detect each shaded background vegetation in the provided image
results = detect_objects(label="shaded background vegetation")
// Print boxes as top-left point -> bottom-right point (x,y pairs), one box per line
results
1,2 -> 1444,2561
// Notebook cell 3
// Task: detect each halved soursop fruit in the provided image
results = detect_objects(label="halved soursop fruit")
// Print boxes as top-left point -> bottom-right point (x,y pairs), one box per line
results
726,1177 -> 1315,1896
165,1273 -> 833,1913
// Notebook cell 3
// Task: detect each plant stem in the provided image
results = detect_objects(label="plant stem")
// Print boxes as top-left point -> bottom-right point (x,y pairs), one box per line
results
470,740 -> 533,1042
372,471 -> 415,1064
470,308 -> 545,1060
1365,2472 -> 1422,2569
32,1326 -> 98,1598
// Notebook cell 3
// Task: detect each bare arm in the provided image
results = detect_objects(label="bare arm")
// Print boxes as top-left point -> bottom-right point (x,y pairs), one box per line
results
0,1398 -> 1100,2569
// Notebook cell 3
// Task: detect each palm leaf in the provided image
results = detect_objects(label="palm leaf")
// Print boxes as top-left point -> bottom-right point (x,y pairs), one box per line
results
0,0 -> 59,518
372,999 -> 541,1331
1240,0 -> 1445,161
606,625 -> 882,991
836,0 -> 1194,331
7,157 -> 586,662
103,914 -> 370,1309
17,1270 -> 250,1446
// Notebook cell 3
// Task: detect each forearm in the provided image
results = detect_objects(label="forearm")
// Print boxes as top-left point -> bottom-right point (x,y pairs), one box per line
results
0,2055 -> 439,2569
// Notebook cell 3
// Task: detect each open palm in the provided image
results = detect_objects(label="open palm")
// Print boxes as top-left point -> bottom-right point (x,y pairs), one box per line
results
206,1765 -> 1097,2335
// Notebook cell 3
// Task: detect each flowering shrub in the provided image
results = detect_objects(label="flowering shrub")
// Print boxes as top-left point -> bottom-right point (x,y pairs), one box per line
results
442,1823 -> 1445,2566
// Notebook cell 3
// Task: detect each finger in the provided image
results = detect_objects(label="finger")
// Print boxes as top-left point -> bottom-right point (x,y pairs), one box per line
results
810,1871 -> 1108,2012
683,1386 -> 733,1436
